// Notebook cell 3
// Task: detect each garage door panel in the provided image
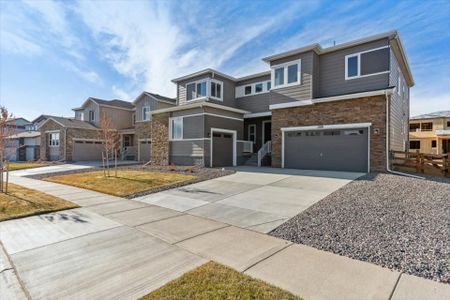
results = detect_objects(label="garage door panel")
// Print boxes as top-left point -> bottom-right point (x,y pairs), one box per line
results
212,132 -> 233,167
284,128 -> 368,172
73,141 -> 104,161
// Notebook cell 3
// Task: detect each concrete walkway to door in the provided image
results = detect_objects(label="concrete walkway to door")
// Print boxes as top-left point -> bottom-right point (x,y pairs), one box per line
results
132,166 -> 364,233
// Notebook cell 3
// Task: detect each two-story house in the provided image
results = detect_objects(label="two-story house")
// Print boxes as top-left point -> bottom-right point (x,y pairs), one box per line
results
39,95 -> 176,162
149,30 -> 413,172
409,111 -> 450,154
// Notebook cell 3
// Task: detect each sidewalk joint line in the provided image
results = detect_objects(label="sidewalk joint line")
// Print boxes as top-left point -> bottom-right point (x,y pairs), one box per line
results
388,272 -> 403,300
174,224 -> 231,245
1,241 -> 32,299
242,243 -> 293,273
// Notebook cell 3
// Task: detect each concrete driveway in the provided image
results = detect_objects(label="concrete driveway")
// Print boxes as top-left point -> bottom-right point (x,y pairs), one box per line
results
133,166 -> 364,233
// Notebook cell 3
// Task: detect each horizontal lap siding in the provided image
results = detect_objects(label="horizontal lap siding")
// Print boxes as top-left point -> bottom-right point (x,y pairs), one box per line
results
319,38 -> 390,97
170,140 -> 204,156
183,115 -> 204,139
236,93 -> 271,113
270,51 -> 314,104
389,49 -> 409,152
204,115 -> 243,139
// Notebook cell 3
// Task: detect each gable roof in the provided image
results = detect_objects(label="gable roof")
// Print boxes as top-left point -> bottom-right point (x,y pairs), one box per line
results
6,117 -> 31,125
171,68 -> 237,83
411,111 -> 450,120
133,91 -> 176,105
73,97 -> 134,111
39,116 -> 98,130
261,30 -> 414,87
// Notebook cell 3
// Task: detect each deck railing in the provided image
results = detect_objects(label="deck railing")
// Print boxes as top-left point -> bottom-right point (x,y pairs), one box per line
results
391,150 -> 449,177
241,141 -> 253,153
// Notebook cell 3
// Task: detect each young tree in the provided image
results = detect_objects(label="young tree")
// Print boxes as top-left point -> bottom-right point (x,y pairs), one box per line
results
98,112 -> 119,177
0,107 -> 15,193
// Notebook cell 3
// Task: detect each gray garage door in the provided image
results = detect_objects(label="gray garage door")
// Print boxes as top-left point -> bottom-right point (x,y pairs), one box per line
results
284,128 -> 368,172
72,140 -> 104,161
139,140 -> 151,162
49,147 -> 60,161
212,132 -> 233,167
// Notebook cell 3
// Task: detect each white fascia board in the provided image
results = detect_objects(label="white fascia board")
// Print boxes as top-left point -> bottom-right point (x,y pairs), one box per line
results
244,111 -> 272,118
281,122 -> 372,132
151,101 -> 249,115
270,88 -> 394,110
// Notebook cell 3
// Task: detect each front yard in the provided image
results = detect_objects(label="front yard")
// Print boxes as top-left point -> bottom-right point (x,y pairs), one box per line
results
8,162 -> 49,171
270,173 -> 450,283
0,183 -> 78,221
44,170 -> 198,197
141,262 -> 301,300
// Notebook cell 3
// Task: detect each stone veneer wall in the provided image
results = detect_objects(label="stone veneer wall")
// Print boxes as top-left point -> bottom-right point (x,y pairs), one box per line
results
150,113 -> 169,166
135,121 -> 152,140
271,95 -> 387,172
39,119 -> 64,160
66,128 -> 100,161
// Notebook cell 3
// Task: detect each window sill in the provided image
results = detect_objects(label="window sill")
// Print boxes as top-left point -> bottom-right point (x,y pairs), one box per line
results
345,70 -> 389,81
271,82 -> 301,90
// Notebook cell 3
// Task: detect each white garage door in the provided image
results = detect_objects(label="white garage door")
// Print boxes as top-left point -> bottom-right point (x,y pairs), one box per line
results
72,140 -> 104,161
283,125 -> 370,172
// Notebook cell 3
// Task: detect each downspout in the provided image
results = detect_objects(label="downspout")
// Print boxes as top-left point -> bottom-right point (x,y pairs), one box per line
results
384,90 -> 424,179
64,128 -> 67,161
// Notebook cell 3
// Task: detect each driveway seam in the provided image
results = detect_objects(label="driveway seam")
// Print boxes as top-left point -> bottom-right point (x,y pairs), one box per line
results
388,272 -> 403,300
118,212 -> 187,228
173,224 -> 231,245
242,243 -> 293,273
1,242 -> 31,299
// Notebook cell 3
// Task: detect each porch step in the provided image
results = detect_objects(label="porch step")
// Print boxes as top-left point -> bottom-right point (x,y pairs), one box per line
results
244,154 -> 259,166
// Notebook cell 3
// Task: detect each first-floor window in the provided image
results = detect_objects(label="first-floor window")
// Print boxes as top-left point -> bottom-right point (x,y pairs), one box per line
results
409,140 -> 420,150
171,117 -> 183,140
248,124 -> 256,143
431,140 -> 437,148
49,132 -> 60,147
142,106 -> 151,121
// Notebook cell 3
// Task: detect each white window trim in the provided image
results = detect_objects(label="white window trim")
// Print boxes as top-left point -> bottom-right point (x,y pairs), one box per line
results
271,59 -> 301,90
248,124 -> 256,144
89,110 -> 95,122
345,45 -> 390,80
142,106 -> 151,121
169,116 -> 183,141
48,132 -> 60,147
236,80 -> 271,98
186,78 -> 223,102
210,128 -> 237,167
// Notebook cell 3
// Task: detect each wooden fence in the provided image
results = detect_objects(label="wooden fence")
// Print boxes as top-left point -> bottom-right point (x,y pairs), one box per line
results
391,150 -> 449,177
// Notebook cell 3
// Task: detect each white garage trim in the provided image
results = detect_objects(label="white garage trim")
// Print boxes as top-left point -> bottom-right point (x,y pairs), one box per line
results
210,127 -> 237,167
281,122 -> 372,172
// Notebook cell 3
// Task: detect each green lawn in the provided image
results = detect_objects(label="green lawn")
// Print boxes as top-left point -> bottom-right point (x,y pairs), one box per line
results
8,162 -> 49,171
45,170 -> 197,197
0,183 -> 78,221
141,262 -> 301,300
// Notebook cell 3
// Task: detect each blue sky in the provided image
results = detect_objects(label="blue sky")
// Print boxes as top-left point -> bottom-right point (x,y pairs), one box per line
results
1,0 -> 449,121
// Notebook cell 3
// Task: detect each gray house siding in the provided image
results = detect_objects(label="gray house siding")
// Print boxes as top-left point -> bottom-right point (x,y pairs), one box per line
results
170,140 -> 204,166
203,115 -> 243,139
269,51 -> 314,103
389,49 -> 409,152
183,115 -> 204,139
318,38 -> 390,97
83,100 -> 100,126
99,106 -> 133,129
177,73 -> 236,108
236,93 -> 271,113
135,94 -> 174,122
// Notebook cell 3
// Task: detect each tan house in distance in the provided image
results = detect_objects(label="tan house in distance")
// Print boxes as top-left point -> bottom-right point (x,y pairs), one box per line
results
409,111 -> 450,154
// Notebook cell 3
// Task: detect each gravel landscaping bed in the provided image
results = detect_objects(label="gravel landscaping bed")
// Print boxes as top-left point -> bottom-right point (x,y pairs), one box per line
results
270,173 -> 450,283
28,165 -> 235,199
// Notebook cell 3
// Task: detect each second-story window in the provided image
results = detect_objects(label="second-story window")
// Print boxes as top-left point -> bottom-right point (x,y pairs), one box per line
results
409,123 -> 420,132
345,46 -> 390,80
255,83 -> 263,93
421,122 -> 432,131
89,110 -> 95,122
271,59 -> 301,88
186,79 -> 223,101
142,106 -> 151,121
245,86 -> 252,95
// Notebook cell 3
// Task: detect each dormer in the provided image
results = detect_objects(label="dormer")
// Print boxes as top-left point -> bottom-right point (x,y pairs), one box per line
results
172,69 -> 237,108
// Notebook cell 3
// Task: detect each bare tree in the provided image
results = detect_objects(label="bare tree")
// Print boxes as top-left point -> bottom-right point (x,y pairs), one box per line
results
98,112 -> 119,177
0,107 -> 15,193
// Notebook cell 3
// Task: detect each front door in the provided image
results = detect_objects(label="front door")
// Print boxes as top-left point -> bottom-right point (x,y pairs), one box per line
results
443,139 -> 450,154
263,121 -> 271,145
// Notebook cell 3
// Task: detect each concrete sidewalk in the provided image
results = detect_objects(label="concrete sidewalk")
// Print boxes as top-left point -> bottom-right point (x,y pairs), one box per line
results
3,173 -> 449,299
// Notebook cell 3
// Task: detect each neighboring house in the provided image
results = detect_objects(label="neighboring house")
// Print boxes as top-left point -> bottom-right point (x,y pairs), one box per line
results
148,30 -> 413,172
5,131 -> 41,161
39,95 -> 176,162
409,111 -> 450,154
6,117 -> 33,133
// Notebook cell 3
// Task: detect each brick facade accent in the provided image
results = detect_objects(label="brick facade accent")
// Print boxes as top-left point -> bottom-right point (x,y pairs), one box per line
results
271,95 -> 387,172
39,119 -> 64,160
66,128 -> 100,161
150,113 -> 169,166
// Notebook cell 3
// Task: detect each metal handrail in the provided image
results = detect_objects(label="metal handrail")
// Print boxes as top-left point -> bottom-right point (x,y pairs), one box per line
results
257,141 -> 272,167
